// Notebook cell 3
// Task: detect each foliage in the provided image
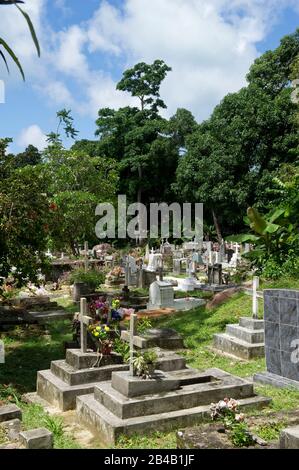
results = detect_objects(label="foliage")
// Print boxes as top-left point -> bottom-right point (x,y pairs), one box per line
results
132,349 -> 158,378
0,0 -> 40,80
0,163 -> 51,289
44,146 -> 119,254
46,109 -> 79,146
175,29 -> 299,238
116,60 -> 171,112
137,316 -> 152,334
69,268 -> 104,290
113,338 -> 130,362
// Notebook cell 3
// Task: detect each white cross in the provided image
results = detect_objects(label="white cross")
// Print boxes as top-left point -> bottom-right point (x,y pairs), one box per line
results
80,298 -> 93,353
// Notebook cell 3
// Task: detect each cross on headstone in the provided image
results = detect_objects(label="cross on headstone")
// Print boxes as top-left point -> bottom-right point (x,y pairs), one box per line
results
129,313 -> 138,376
252,276 -> 259,320
80,297 -> 92,353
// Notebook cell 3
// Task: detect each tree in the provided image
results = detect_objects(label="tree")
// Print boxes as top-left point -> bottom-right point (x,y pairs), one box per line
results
0,163 -> 50,290
46,109 -> 79,146
44,147 -> 119,255
175,29 -> 299,241
116,60 -> 171,112
0,0 -> 40,80
95,60 -> 177,221
13,144 -> 41,168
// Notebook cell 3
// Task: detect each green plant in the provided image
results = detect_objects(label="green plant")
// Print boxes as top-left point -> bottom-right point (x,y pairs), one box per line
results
113,338 -> 130,362
137,316 -> 152,334
143,349 -> 158,364
69,268 -> 105,290
230,422 -> 254,447
43,415 -> 64,438
132,349 -> 158,378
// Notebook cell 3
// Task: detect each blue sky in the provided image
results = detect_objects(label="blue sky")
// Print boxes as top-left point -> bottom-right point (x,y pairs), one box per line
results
0,0 -> 299,153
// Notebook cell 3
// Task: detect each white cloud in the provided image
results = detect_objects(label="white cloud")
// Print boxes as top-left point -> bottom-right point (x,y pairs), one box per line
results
17,124 -> 47,150
1,0 -> 299,126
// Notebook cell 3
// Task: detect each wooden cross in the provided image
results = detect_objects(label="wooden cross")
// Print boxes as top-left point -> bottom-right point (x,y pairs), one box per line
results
129,313 -> 138,376
252,276 -> 259,320
80,297 -> 93,353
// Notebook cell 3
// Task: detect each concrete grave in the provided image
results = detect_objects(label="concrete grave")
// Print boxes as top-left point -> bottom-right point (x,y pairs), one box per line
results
0,404 -> 22,423
121,327 -> 185,350
34,348 -> 128,411
213,317 -> 265,360
76,367 -> 270,446
148,280 -> 174,309
280,425 -> 299,449
254,289 -> 299,389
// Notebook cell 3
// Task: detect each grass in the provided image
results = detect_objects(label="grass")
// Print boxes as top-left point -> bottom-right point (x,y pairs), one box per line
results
115,431 -> 177,449
260,277 -> 299,290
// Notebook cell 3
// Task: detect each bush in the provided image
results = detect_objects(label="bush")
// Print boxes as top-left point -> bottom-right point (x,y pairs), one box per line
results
259,252 -> 299,280
69,268 -> 105,290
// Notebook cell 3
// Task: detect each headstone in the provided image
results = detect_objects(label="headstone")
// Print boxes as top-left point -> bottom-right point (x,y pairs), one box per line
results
147,253 -> 163,272
19,428 -> 53,449
148,281 -> 174,309
254,289 -> 299,390
84,241 -> 89,273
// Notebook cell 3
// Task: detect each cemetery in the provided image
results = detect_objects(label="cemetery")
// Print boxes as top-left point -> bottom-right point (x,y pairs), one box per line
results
1,1 -> 299,454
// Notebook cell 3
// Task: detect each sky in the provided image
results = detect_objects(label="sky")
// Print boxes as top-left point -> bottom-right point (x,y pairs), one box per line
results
0,0 -> 299,153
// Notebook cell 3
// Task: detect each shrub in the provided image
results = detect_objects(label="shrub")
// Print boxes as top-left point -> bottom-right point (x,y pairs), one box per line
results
69,268 -> 105,290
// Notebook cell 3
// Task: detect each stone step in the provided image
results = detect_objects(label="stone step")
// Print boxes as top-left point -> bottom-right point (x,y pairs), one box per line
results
76,393 -> 271,446
94,372 -> 254,419
37,369 -> 100,411
51,360 -> 128,386
65,349 -> 123,370
226,324 -> 264,344
0,405 -> 22,423
239,317 -> 264,330
213,333 -> 265,360
154,349 -> 187,372
121,328 -> 184,350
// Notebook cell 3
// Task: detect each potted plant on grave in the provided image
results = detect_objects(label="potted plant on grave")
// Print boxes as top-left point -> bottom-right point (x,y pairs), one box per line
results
132,349 -> 158,379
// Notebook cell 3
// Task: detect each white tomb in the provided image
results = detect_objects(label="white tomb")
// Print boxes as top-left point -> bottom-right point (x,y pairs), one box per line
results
147,281 -> 174,309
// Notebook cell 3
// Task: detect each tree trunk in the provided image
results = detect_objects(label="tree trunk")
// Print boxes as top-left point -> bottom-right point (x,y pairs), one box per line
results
212,209 -> 222,245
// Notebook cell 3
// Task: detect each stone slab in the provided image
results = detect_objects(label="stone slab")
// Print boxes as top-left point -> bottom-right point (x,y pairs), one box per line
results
226,324 -> 264,344
95,370 -> 254,419
280,425 -> 299,449
37,369 -> 102,411
0,404 -> 22,423
19,428 -> 53,449
51,359 -> 127,386
65,349 -> 122,370
254,371 -> 299,391
0,419 -> 21,441
121,328 -> 184,350
111,370 -> 180,398
76,393 -> 271,446
239,317 -> 265,331
213,333 -> 265,360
